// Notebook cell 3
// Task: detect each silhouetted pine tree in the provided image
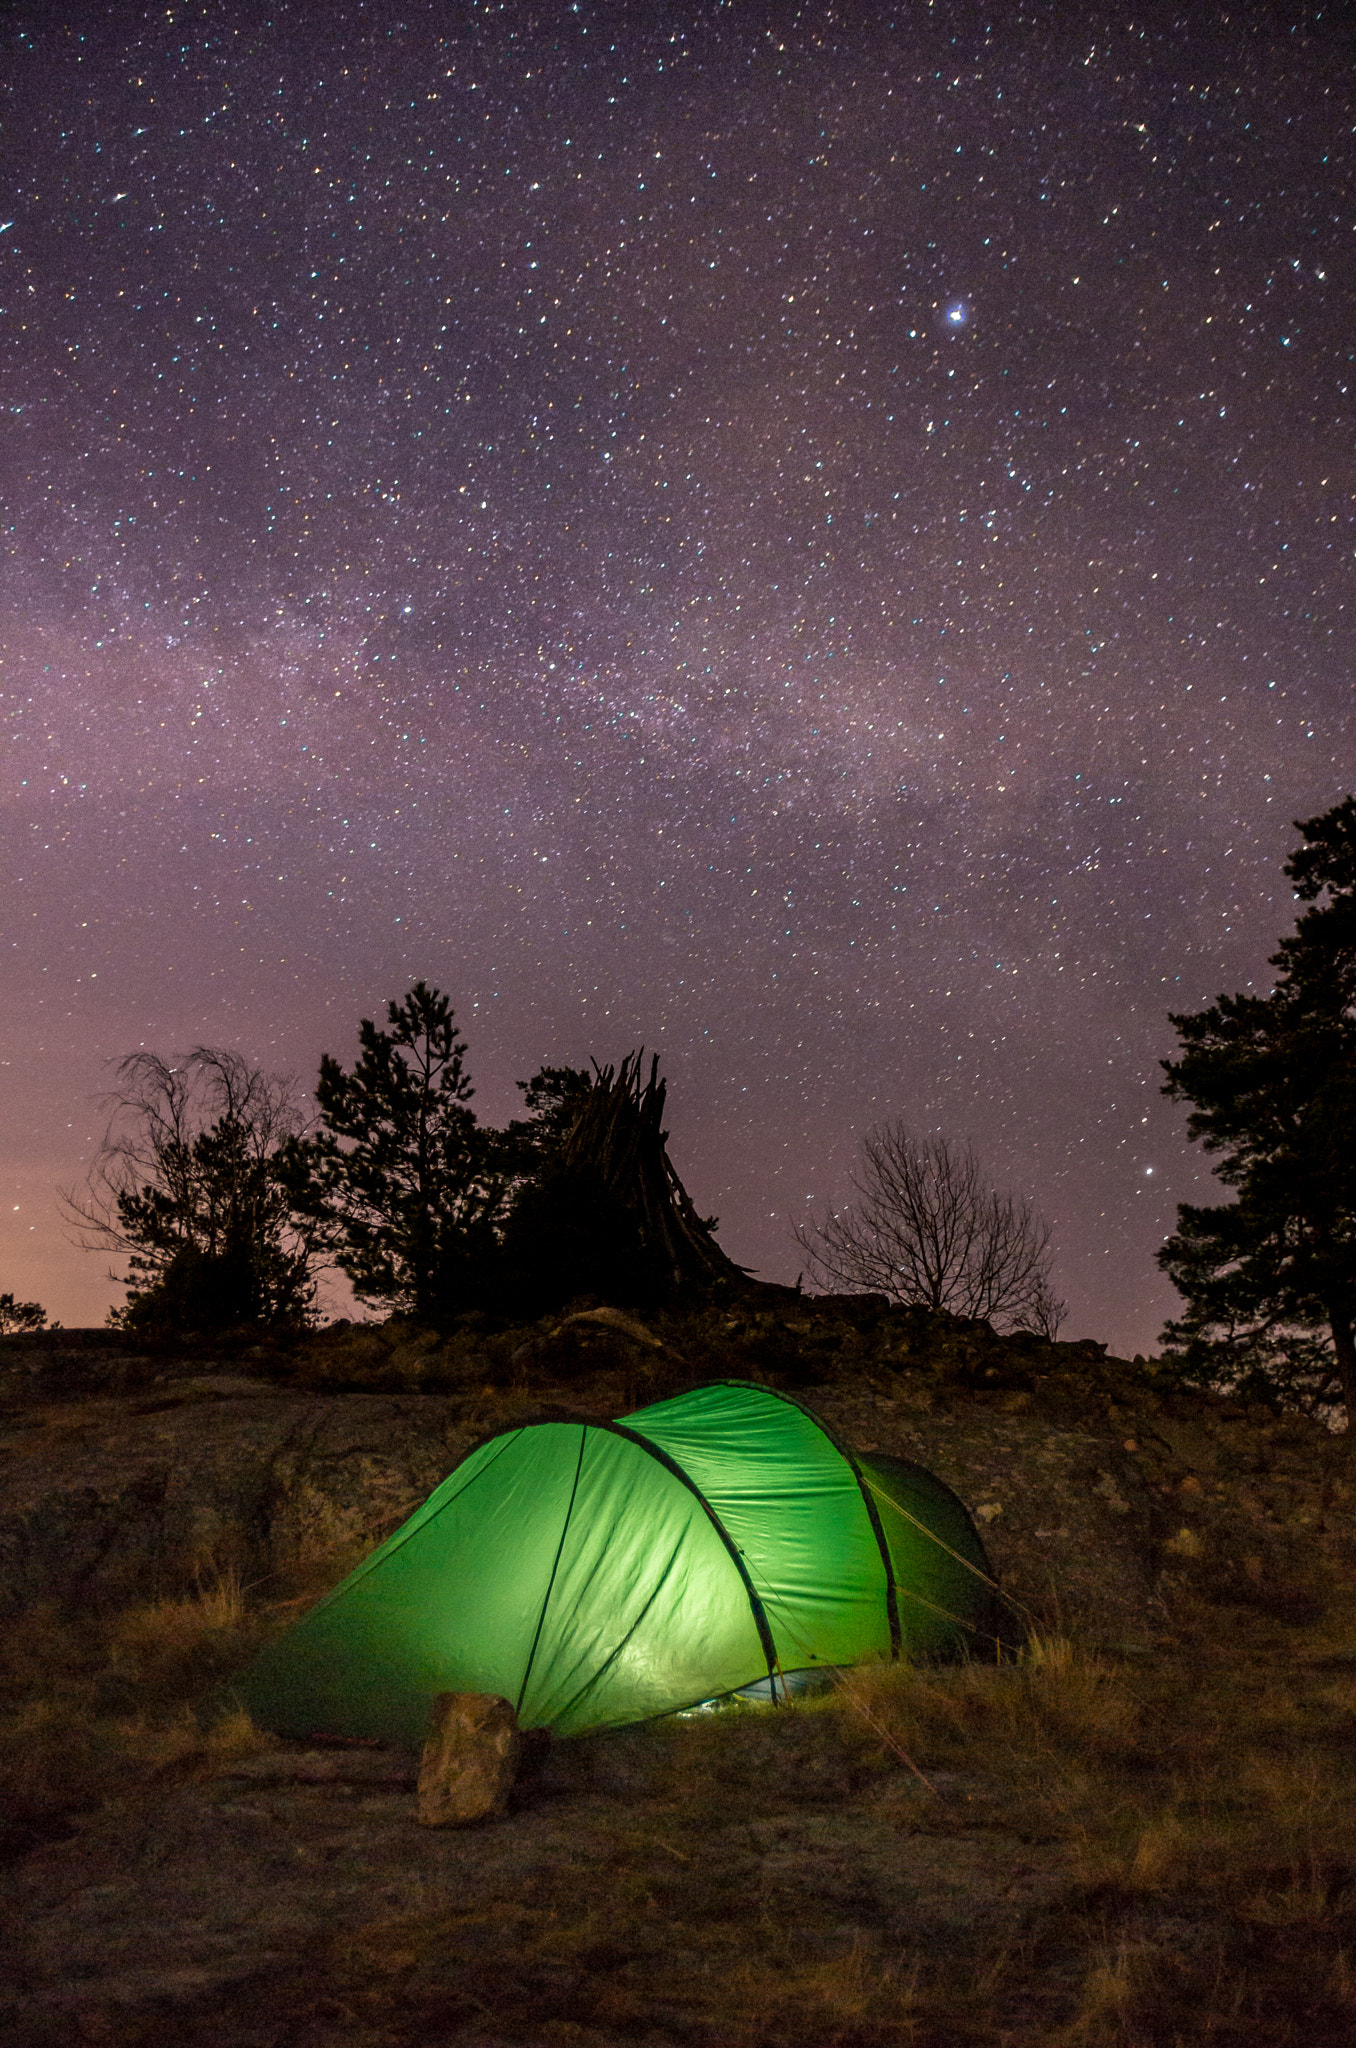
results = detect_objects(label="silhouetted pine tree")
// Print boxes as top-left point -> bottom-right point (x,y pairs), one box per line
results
1159,795 -> 1356,1426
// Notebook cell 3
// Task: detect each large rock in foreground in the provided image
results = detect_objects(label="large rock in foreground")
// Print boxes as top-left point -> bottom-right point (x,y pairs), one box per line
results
416,1692 -> 521,1825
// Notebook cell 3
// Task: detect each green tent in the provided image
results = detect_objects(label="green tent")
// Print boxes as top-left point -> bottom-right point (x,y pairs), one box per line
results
233,1380 -> 1005,1745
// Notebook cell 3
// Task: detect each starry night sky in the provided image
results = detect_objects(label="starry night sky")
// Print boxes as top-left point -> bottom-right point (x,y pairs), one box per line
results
2,2 -> 1352,1348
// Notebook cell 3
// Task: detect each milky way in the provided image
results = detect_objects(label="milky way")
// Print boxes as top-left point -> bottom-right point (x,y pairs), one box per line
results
3,3 -> 1353,1348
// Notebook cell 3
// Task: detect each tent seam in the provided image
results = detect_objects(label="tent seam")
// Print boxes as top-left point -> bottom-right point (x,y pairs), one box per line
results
515,1423 -> 589,1719
549,1532 -> 688,1727
599,1420 -> 781,1691
705,1380 -> 903,1662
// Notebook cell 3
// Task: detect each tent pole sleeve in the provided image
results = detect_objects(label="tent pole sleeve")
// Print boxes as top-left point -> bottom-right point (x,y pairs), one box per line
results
600,1421 -> 782,1690
844,1453 -> 901,1660
709,1380 -> 903,1662
516,1424 -> 589,1719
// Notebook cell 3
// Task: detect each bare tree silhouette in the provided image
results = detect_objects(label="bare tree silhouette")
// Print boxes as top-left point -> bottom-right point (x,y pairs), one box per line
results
795,1123 -> 1064,1336
62,1048 -> 318,1329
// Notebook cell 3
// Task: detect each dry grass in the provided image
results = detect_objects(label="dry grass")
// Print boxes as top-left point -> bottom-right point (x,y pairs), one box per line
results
260,1599 -> 1356,2047
0,1530 -> 403,1866
0,1567 -> 288,1859
6,1559 -> 1356,2042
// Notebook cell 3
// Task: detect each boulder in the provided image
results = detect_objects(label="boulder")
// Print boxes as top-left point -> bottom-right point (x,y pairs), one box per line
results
0,1380 -> 477,1615
416,1692 -> 521,1826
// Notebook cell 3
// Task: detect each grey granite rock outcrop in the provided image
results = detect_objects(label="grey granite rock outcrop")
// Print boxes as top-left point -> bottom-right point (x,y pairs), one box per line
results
0,1376 -> 477,1614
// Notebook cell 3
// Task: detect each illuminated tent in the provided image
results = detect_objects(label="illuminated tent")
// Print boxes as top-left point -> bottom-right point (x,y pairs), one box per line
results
232,1380 -> 1005,1746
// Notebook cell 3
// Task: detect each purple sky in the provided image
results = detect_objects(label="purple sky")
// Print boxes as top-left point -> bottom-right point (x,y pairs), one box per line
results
3,3 -> 1352,1351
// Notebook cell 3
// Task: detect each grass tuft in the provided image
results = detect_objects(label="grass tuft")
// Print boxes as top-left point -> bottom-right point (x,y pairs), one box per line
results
0,1568 -> 284,1858
1058,1940 -> 1144,2046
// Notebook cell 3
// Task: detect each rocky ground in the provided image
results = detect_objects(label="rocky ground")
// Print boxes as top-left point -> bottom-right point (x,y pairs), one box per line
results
2,1303 -> 1354,2044
5,1729 -> 1082,2046
3,1302 -> 1346,1639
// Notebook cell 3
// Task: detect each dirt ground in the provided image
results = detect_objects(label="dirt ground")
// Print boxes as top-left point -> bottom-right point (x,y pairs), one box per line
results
4,1315 -> 1355,2044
